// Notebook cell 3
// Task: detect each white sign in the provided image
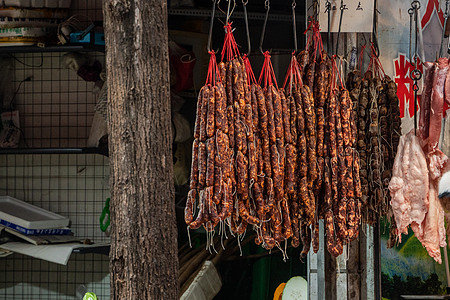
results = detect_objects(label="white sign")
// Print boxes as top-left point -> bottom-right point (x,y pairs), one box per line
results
319,0 -> 374,32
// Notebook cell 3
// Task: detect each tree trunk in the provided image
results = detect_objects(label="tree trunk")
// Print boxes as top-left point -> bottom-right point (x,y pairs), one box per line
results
103,1 -> 179,299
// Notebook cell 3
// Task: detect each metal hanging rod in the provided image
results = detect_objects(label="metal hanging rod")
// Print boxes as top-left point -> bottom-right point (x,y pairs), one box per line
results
168,8 -> 303,22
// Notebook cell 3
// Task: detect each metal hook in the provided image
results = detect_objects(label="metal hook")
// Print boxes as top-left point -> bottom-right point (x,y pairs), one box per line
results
292,0 -> 298,52
335,0 -> 345,55
207,0 -> 217,52
361,32 -> 368,47
326,0 -> 331,52
440,0 -> 449,57
242,0 -> 251,55
259,0 -> 270,54
225,0 -> 235,26
371,0 -> 380,57
409,7 -> 414,62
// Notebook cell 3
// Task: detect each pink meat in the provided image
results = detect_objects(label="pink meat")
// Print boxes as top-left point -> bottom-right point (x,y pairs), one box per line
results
415,177 -> 446,264
389,134 -> 409,238
419,62 -> 436,141
428,149 -> 448,180
389,131 -> 429,241
444,61 -> 450,106
408,133 -> 430,238
428,58 -> 449,152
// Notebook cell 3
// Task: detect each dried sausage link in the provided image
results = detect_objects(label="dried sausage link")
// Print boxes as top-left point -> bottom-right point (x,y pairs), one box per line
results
312,217 -> 319,253
265,86 -> 277,144
219,61 -> 226,83
218,179 -> 229,220
300,222 -> 311,259
235,117 -> 247,154
336,198 -> 348,240
189,189 -> 209,229
290,201 -> 301,248
285,144 -> 297,194
215,83 -> 228,133
255,86 -> 272,177
206,137 -> 215,187
251,84 -> 259,131
289,95 -> 298,145
239,194 -> 260,225
206,83 -> 216,138
340,89 -> 351,147
248,139 -> 258,184
272,86 -> 285,142
347,198 -> 357,241
324,158 -> 332,210
301,86 -> 317,182
280,89 -> 292,144
189,138 -> 199,190
281,198 -> 293,239
206,186 -> 220,226
293,88 -> 305,134
236,150 -> 249,195
316,107 -> 325,158
198,85 -> 211,141
253,179 -> 265,220
184,189 -> 196,225
297,50 -> 309,78
194,85 -> 209,139
353,150 -> 362,198
233,59 -> 246,117
345,147 -> 354,199
298,134 -> 308,178
325,210 -> 343,257
227,105 -> 235,148
198,141 -> 207,190
262,220 -> 276,250
226,61 -> 234,107
305,62 -> 316,91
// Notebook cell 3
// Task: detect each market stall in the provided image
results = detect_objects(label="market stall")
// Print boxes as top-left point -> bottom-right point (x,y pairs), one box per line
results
180,0 -> 450,299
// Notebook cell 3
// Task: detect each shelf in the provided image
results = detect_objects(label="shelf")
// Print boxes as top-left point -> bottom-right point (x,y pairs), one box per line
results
0,147 -> 108,156
0,44 -> 105,54
168,8 -> 303,22
72,244 -> 110,256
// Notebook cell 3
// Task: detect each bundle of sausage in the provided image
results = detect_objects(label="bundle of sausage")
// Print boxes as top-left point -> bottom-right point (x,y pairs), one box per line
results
321,56 -> 362,257
348,46 -> 401,225
185,49 -> 232,232
283,52 -> 316,257
185,20 -> 369,259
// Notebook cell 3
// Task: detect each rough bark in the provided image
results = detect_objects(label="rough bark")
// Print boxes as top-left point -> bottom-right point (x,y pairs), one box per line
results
103,1 -> 179,299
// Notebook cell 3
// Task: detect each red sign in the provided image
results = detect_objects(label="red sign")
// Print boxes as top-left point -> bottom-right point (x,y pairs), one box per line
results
421,0 -> 445,29
393,53 -> 423,118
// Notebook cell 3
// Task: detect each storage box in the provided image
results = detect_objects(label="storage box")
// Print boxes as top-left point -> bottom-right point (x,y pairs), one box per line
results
69,31 -> 104,45
0,196 -> 70,229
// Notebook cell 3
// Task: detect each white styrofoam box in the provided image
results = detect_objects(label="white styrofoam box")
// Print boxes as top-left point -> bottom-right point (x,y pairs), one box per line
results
44,0 -> 57,7
181,261 -> 222,300
4,0 -> 31,6
0,195 -> 70,229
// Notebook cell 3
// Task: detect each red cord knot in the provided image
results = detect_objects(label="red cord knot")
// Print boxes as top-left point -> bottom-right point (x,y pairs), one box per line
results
224,23 -> 233,34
